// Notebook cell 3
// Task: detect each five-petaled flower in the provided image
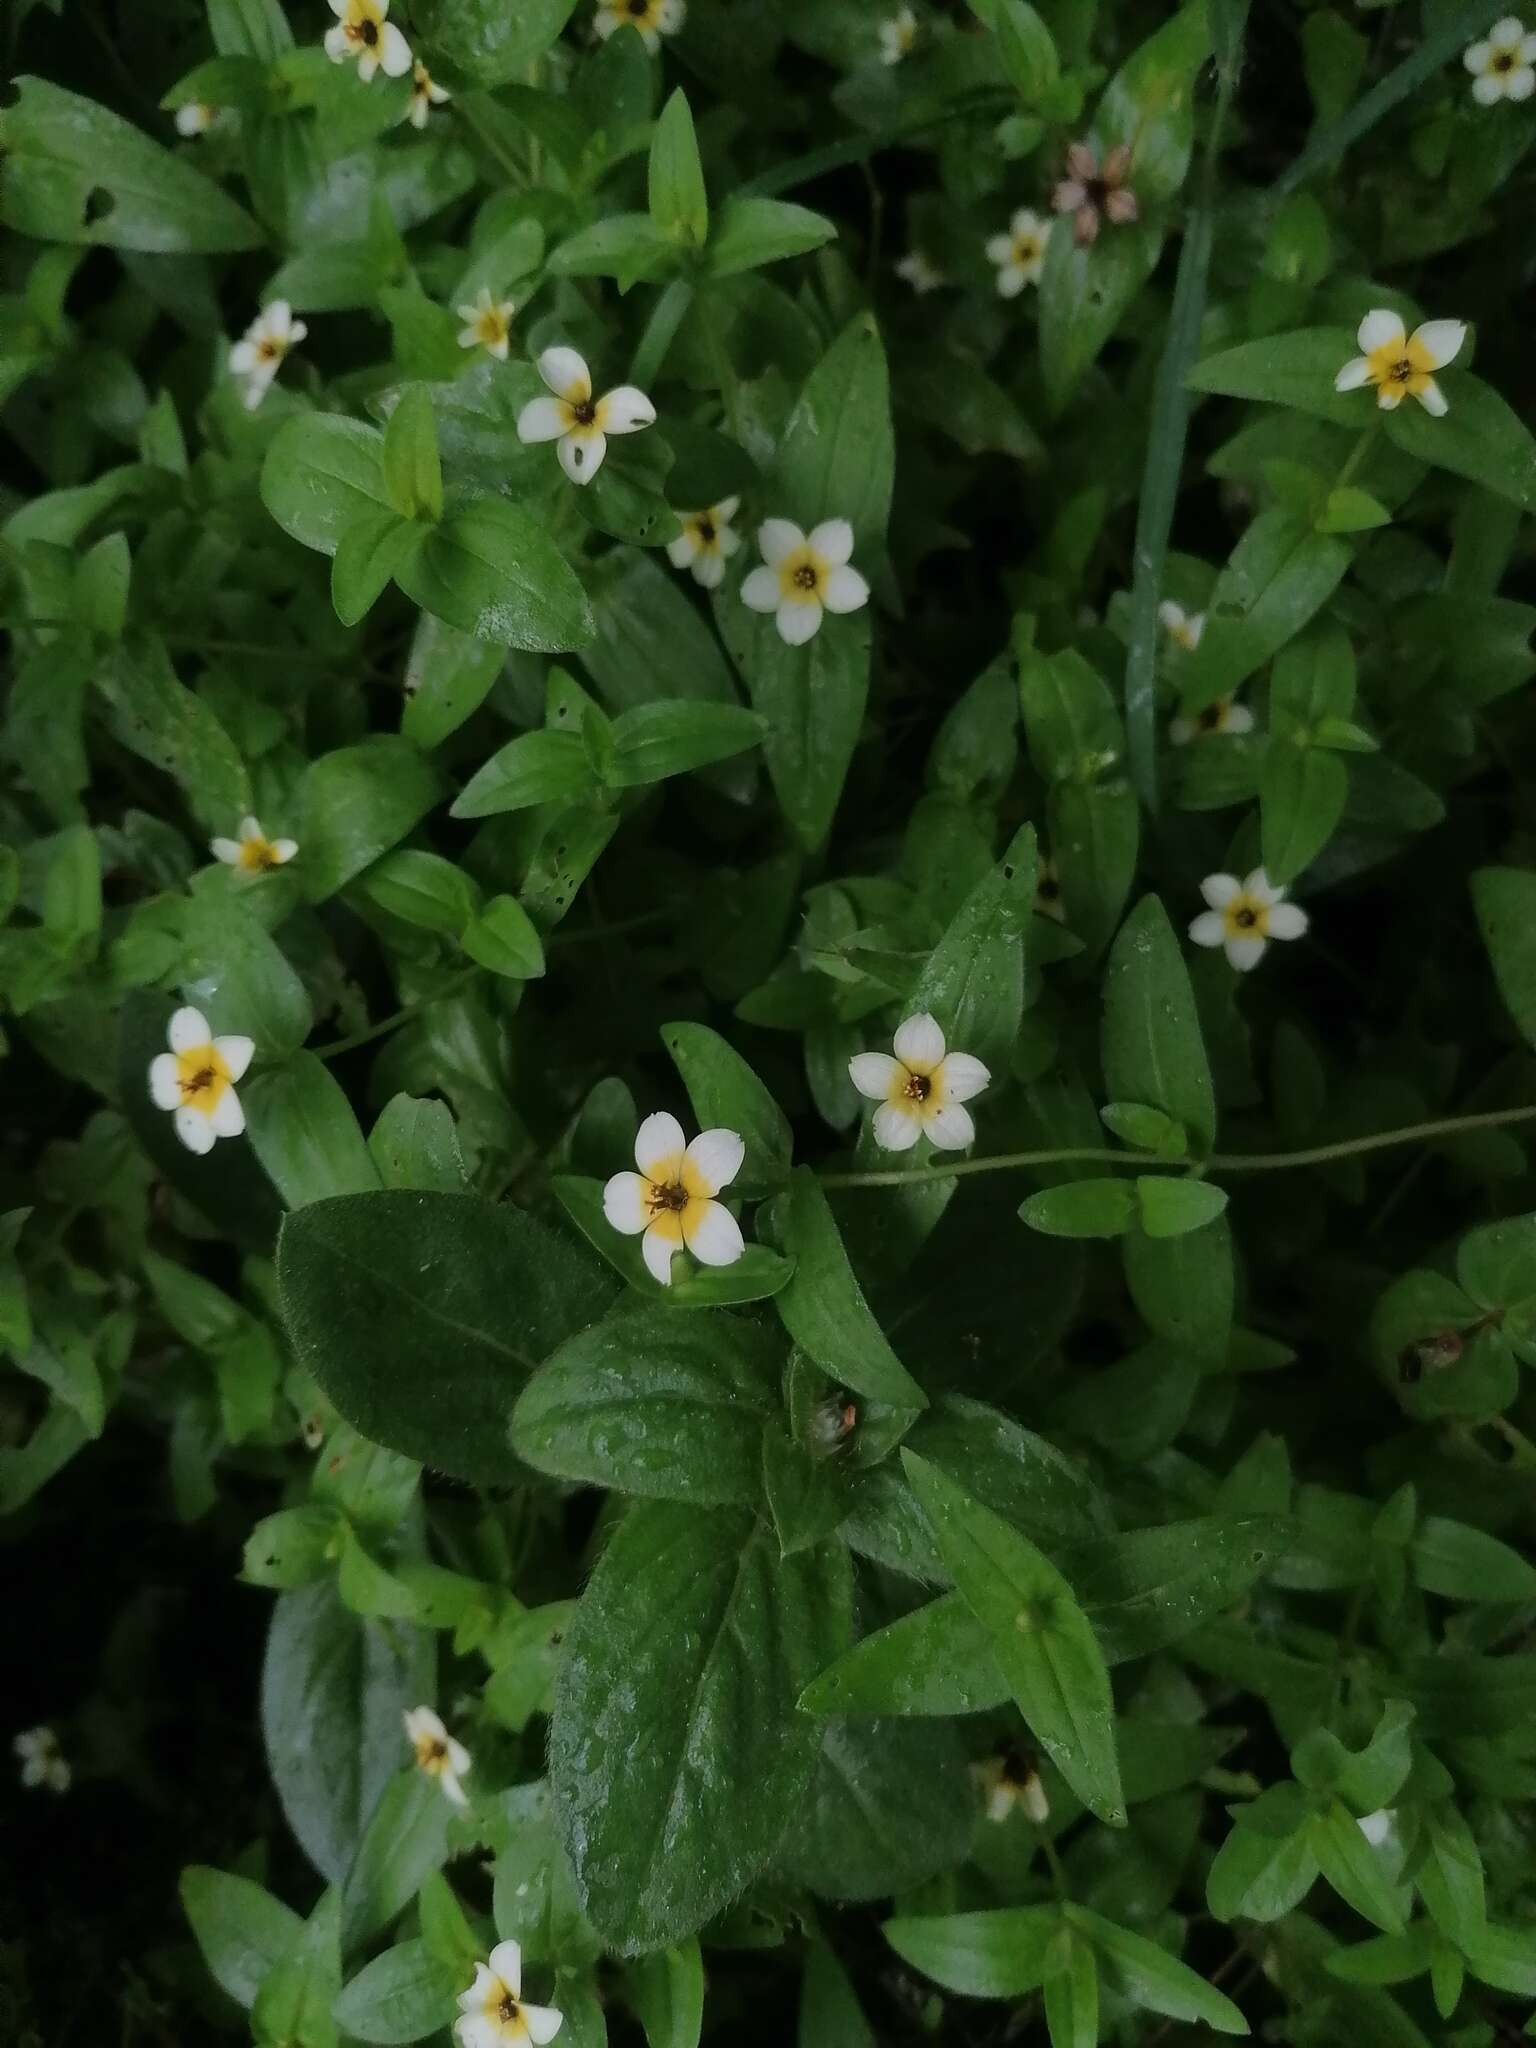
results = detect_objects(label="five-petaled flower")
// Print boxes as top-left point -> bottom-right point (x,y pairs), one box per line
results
1158,599 -> 1204,653
849,1013 -> 990,1152
148,1006 -> 254,1154
895,251 -> 944,295
406,61 -> 450,128
1052,140 -> 1138,246
229,301 -> 306,411
211,815 -> 298,874
986,209 -> 1049,296
1190,869 -> 1308,972
403,1706 -> 471,1808
1464,16 -> 1536,101
976,1748 -> 1049,1826
879,6 -> 919,64
175,101 -> 217,137
14,1726 -> 70,1795
603,1114 -> 745,1286
455,1939 -> 563,2047
667,497 -> 741,589
741,518 -> 870,646
1170,695 -> 1253,746
325,0 -> 412,80
1334,309 -> 1466,417
593,0 -> 685,55
457,287 -> 516,362
516,347 -> 656,486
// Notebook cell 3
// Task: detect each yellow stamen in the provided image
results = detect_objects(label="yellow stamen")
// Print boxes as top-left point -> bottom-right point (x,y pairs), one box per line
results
175,1043 -> 232,1114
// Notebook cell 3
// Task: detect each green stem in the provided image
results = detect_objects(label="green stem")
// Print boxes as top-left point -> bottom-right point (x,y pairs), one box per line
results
452,97 -> 525,189
311,967 -> 478,1061
699,292 -> 743,440
1333,419 -> 1381,492
629,279 -> 696,390
1488,1416 -> 1536,1470
738,96 -> 1011,200
818,1102 -> 1536,1190
1038,1829 -> 1070,1900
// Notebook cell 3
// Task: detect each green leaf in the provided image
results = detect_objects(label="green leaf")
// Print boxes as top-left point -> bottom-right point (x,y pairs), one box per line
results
0,78 -> 261,252
901,1451 -> 1124,1824
883,1906 -> 1061,1997
649,89 -> 708,247
451,729 -> 599,819
278,1191 -> 617,1485
1472,867 -> 1536,1050
402,614 -> 507,751
609,700 -> 765,787
1020,1178 -> 1136,1238
368,1095 -> 467,1193
798,1943 -> 875,2048
707,196 -> 836,278
1123,1208 -> 1234,1360
1418,1807 -> 1486,1951
461,895 -> 546,979
799,1592 -> 1005,1717
340,1770 -> 452,1950
627,1940 -> 705,2048
773,312 -> 893,543
777,1717 -> 973,1903
1261,741 -> 1347,885
1182,511 -> 1352,709
1044,1925 -> 1099,2048
411,0 -> 579,86
1383,372 -> 1536,510
209,0 -> 294,58
549,1502 -> 851,1951
987,0 -> 1060,100
363,851 -> 478,936
397,497 -> 596,653
249,1883 -> 342,2048
261,1579 -> 432,1884
1310,1799 -> 1408,1935
1410,1516 -> 1536,1603
1207,1785 -> 1320,1923
1070,1515 -> 1292,1664
909,822 -> 1037,1073
1040,221 -> 1163,408
511,1306 -> 781,1505
262,416 -> 394,557
1100,1103 -> 1187,1158
245,1055 -> 382,1209
723,606 -> 870,853
299,738 -> 443,902
382,386 -> 444,522
1134,1175 -> 1229,1237
180,1867 -> 302,2010
333,1939 -> 462,2046
1065,1904 -> 1248,2034
1187,327 -> 1364,425
662,1021 -> 793,1196
1102,893 -> 1217,1153
242,1504 -> 338,1589
774,1169 -> 928,1408
331,510 -> 425,629
98,631 -> 250,831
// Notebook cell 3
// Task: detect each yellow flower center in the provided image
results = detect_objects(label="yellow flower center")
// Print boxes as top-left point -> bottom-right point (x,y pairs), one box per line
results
415,1733 -> 449,1772
1493,47 -> 1515,70
175,1043 -> 232,1114
778,547 -> 827,603
1365,334 -> 1433,396
476,310 -> 508,344
1223,897 -> 1269,940
621,0 -> 660,20
238,833 -> 283,867
1013,233 -> 1041,266
694,516 -> 717,547
903,1071 -> 931,1103
642,1153 -> 714,1245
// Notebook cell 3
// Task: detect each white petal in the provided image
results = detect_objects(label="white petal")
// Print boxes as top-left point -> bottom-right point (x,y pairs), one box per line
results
822,564 -> 869,615
894,1012 -> 946,1069
872,1102 -> 923,1151
1415,377 -> 1448,418
807,518 -> 854,566
439,1768 -> 469,1807
776,597 -> 821,646
635,1111 -> 687,1177
213,1034 -> 254,1081
405,1705 -> 442,1743
694,552 -> 726,590
210,838 -> 241,864
758,518 -> 804,565
324,21 -> 351,60
456,2016 -> 498,2048
1266,902 -> 1309,940
1225,704 -> 1255,735
446,1736 -> 472,1776
925,1102 -> 975,1150
211,1087 -> 245,1138
741,566 -> 780,613
937,1051 -> 990,1104
1357,1808 -> 1395,1847
1520,34 -> 1536,62
1199,873 -> 1240,910
238,814 -> 264,840
1169,717 -> 1194,746
379,21 -> 412,73
149,1053 -> 182,1110
597,385 -> 655,434
522,2005 -> 564,2046
357,50 -> 379,81
1411,319 -> 1465,370
169,1005 -> 211,1053
667,532 -> 698,568
1356,308 -> 1405,354
1509,62 -> 1536,95
271,840 -> 298,863
488,1941 -> 523,1998
458,1963 -> 498,2016
1491,15 -> 1524,42
985,233 -> 1013,264
642,1226 -> 677,1287
1333,356 -> 1371,392
538,346 -> 591,403
1375,382 -> 1405,411
1243,868 -> 1281,905
685,1128 -> 745,1196
684,1199 -> 744,1267
558,429 -> 606,484
1189,910 -> 1227,949
848,1052 -> 903,1102
658,0 -> 685,27
1472,68 -> 1506,101
603,1172 -> 649,1234
517,395 -> 568,445
996,266 -> 1026,299
228,341 -> 257,376
175,1106 -> 217,1154
1157,600 -> 1186,630
1464,38 -> 1491,70
1225,935 -> 1268,972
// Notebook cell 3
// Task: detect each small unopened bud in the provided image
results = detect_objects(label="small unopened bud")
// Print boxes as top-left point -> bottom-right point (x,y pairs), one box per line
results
1398,1328 -> 1462,1384
806,1393 -> 858,1459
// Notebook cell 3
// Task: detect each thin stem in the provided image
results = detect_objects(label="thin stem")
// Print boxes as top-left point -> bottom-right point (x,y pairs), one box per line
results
452,97 -> 526,189
1488,1416 -> 1536,1470
699,292 -> 743,440
1038,1828 -> 1070,1900
819,1102 -> 1536,1190
629,280 -> 696,390
1333,419 -> 1381,492
311,967 -> 478,1061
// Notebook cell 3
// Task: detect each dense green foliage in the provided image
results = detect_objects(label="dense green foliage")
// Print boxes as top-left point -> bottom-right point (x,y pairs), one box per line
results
4,0 -> 1536,2042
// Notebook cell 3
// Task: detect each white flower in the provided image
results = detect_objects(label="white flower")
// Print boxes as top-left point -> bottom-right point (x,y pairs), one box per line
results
879,6 -> 918,63
1464,16 -> 1536,101
228,300 -> 306,411
1333,309 -> 1467,418
457,287 -> 516,362
895,251 -> 944,295
13,1726 -> 70,1795
985,208 -> 1049,297
1357,1808 -> 1396,1848
849,1012 -> 990,1153
175,102 -> 217,137
148,1006 -> 254,1155
975,1751 -> 1049,1826
404,1706 -> 472,1808
1189,869 -> 1308,973
516,346 -> 656,487
593,0 -> 685,54
666,497 -> 741,590
406,61 -> 450,128
210,814 -> 298,874
741,518 -> 870,647
455,1940 -> 563,2047
1158,599 -> 1205,653
324,0 -> 412,81
603,1114 -> 745,1287
1170,696 -> 1254,745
